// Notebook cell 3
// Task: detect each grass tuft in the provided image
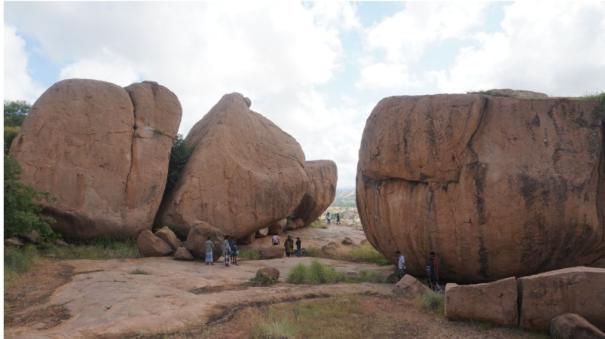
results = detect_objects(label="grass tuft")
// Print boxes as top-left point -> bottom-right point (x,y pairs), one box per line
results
286,260 -> 388,284
239,248 -> 262,260
40,238 -> 139,259
129,268 -> 150,275
4,245 -> 40,287
417,290 -> 444,315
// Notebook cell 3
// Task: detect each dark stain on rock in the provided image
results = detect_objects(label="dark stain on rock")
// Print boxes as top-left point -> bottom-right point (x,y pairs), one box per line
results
519,174 -> 539,208
469,162 -> 488,225
530,114 -> 541,127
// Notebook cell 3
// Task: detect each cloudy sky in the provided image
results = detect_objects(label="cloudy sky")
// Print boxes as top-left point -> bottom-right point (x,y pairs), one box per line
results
5,1 -> 605,189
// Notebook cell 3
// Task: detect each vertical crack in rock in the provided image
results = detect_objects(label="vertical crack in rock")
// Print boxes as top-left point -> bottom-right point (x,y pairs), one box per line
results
124,90 -> 139,208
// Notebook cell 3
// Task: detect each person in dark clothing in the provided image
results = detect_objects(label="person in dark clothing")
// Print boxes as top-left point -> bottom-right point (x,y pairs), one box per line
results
228,237 -> 239,265
336,213 -> 340,224
284,235 -> 294,257
295,237 -> 302,257
426,251 -> 440,291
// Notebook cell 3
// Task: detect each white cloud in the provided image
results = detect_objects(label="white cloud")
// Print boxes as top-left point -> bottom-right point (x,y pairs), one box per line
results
4,25 -> 41,101
357,2 -> 488,91
59,48 -> 140,86
437,1 -> 605,96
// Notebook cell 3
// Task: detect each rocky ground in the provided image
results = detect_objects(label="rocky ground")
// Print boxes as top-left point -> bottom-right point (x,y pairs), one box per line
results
4,222 -> 547,339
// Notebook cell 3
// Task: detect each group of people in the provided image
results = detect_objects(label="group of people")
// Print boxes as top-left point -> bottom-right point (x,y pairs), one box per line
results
395,250 -> 441,292
204,235 -> 239,267
272,234 -> 303,257
325,211 -> 341,224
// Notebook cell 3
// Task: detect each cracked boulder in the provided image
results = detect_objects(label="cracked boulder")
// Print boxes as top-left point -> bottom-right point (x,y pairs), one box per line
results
357,93 -> 605,282
9,79 -> 182,239
159,93 -> 309,238
291,160 -> 337,227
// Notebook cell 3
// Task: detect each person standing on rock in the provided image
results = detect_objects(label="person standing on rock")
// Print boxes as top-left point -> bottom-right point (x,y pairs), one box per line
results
229,237 -> 239,265
326,212 -> 331,224
205,237 -> 214,265
396,250 -> 406,280
223,236 -> 232,267
295,237 -> 302,257
284,235 -> 294,257
336,213 -> 341,225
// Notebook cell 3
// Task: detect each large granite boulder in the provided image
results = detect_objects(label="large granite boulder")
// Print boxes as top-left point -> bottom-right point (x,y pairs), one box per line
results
9,79 -> 182,239
159,93 -> 309,238
155,226 -> 182,250
137,230 -> 173,257
357,93 -> 605,282
291,160 -> 337,226
445,277 -> 518,326
519,267 -> 605,331
184,222 -> 224,261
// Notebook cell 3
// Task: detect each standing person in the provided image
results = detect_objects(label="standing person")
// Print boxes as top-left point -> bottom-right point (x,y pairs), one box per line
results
229,237 -> 239,265
426,251 -> 438,290
223,236 -> 232,267
205,237 -> 214,265
295,237 -> 302,257
395,250 -> 406,280
272,234 -> 280,246
336,213 -> 341,225
326,212 -> 331,224
432,252 -> 441,292
284,235 -> 294,257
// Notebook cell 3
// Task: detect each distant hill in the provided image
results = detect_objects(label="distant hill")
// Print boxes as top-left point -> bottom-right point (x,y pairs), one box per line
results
331,188 -> 356,208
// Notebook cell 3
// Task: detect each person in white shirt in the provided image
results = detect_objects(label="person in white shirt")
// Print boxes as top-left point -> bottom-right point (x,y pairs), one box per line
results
396,250 -> 406,280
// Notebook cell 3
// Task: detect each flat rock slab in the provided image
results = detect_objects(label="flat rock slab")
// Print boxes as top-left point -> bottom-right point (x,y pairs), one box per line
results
5,257 -> 392,338
519,267 -> 605,331
445,277 -> 518,326
551,313 -> 605,339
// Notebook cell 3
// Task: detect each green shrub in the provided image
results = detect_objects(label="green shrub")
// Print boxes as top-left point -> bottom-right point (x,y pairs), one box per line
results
417,290 -> 444,315
4,154 -> 55,240
287,263 -> 308,284
4,126 -> 20,153
239,248 -> 261,260
4,100 -> 30,127
164,134 -> 193,196
303,246 -> 321,257
130,268 -> 150,275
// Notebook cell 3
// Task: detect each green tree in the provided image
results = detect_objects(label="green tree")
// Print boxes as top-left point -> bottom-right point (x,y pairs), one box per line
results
4,154 -> 55,239
4,100 -> 31,127
164,134 -> 193,195
4,100 -> 31,153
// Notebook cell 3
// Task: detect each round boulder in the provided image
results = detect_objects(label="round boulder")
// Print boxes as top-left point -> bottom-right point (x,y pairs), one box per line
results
137,230 -> 172,257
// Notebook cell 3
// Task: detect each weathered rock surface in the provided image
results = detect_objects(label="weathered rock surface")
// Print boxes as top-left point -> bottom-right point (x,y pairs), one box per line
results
393,274 -> 431,298
173,247 -> 194,261
159,93 -> 308,238
519,267 -> 605,331
10,79 -> 182,239
268,219 -> 286,235
184,223 -> 223,261
357,93 -> 605,282
137,230 -> 173,257
342,237 -> 354,245
445,277 -> 518,326
256,267 -> 280,281
551,313 -> 605,339
259,247 -> 284,259
155,226 -> 182,250
291,160 -> 337,226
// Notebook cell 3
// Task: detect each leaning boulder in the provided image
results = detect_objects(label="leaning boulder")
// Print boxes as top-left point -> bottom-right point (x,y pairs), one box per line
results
550,313 -> 605,339
357,93 -> 605,282
159,93 -> 308,238
291,160 -> 337,226
155,226 -> 182,250
256,267 -> 280,281
137,230 -> 172,257
10,79 -> 181,239
173,247 -> 194,261
393,274 -> 431,299
519,267 -> 605,331
184,222 -> 223,261
445,277 -> 518,326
